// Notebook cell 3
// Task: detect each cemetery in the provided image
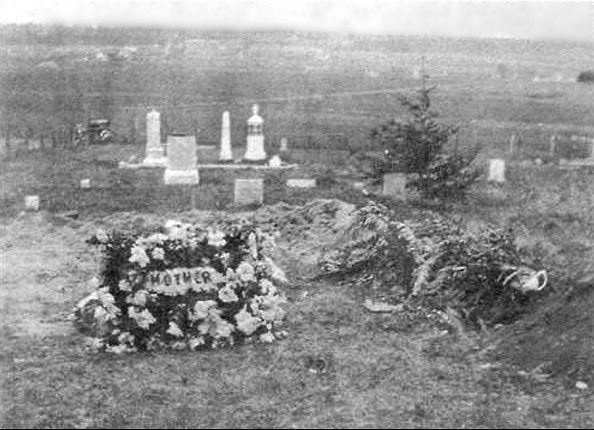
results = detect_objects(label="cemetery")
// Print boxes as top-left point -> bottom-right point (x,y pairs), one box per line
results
1,28 -> 593,429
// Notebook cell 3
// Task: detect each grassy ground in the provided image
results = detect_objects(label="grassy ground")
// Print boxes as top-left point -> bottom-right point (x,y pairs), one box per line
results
1,210 -> 592,429
1,30 -> 593,428
1,144 -> 593,428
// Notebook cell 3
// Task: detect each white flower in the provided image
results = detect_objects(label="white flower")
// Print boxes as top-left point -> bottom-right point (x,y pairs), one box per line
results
259,294 -> 287,322
128,307 -> 156,329
207,228 -> 227,247
192,300 -> 217,320
97,288 -> 120,318
247,232 -> 258,259
219,252 -> 231,267
171,341 -> 188,350
236,261 -> 255,282
215,320 -> 234,339
118,279 -> 132,292
259,279 -> 276,295
235,306 -> 261,336
129,245 -> 150,268
118,332 -> 135,345
259,332 -> 275,343
151,247 -> 165,260
189,336 -> 205,350
126,290 -> 148,307
218,285 -> 239,303
95,229 -> 109,243
146,233 -> 168,245
166,322 -> 184,338
165,220 -> 190,240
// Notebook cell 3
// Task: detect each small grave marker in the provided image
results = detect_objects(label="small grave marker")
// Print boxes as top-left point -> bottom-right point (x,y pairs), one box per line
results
280,137 -> 288,152
80,179 -> 91,189
28,139 -> 41,151
487,158 -> 506,183
234,179 -> 264,206
287,178 -> 317,188
25,195 -> 40,211
164,134 -> 199,185
268,155 -> 282,168
382,173 -> 407,198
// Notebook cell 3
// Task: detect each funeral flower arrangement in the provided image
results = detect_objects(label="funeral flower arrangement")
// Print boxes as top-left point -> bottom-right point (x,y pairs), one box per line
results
76,220 -> 287,353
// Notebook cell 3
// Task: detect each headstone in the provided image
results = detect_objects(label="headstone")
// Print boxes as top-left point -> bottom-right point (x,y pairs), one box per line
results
509,134 -> 517,154
279,137 -> 288,152
219,111 -> 233,161
28,139 -> 41,151
487,158 -> 506,183
80,179 -> 91,189
234,179 -> 263,206
268,155 -> 282,168
287,178 -> 316,188
164,134 -> 199,185
382,173 -> 407,198
25,195 -> 40,211
143,109 -> 166,167
549,135 -> 557,157
244,104 -> 267,161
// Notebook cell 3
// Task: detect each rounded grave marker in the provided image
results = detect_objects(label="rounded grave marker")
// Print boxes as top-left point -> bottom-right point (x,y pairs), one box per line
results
25,195 -> 40,211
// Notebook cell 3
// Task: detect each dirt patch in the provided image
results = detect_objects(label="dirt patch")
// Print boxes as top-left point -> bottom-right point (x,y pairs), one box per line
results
0,213 -> 100,339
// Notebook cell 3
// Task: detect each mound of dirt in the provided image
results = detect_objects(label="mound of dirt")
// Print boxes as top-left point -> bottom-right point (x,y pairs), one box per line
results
250,199 -> 357,275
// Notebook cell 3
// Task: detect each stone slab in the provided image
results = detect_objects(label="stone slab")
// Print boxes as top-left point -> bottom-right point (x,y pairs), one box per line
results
382,173 -> 407,198
287,178 -> 317,188
164,134 -> 199,185
25,195 -> 40,211
234,179 -> 264,206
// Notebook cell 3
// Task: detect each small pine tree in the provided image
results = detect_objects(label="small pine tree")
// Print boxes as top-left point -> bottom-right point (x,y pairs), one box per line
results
371,79 -> 479,200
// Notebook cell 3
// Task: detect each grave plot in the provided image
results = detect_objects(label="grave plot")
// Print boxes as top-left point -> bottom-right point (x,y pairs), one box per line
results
76,220 -> 286,352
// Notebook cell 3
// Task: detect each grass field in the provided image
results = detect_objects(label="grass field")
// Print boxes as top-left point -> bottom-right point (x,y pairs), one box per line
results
1,28 -> 593,428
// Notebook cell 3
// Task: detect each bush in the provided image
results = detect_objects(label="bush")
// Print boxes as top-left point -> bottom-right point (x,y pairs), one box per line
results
319,202 -> 546,326
371,82 -> 479,200
76,221 -> 287,353
577,70 -> 594,83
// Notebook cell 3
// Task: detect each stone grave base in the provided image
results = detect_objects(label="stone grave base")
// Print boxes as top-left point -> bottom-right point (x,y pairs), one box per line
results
287,178 -> 317,188
142,155 -> 167,168
164,169 -> 200,185
382,173 -> 408,199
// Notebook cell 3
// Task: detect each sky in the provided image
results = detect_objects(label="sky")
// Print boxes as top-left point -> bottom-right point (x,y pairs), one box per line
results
0,0 -> 591,42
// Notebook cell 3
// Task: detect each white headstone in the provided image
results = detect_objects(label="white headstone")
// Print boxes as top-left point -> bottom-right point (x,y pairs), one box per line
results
549,135 -> 557,156
219,111 -> 233,161
164,134 -> 199,185
382,173 -> 407,198
143,109 -> 166,167
28,139 -> 41,151
280,137 -> 288,152
244,104 -> 267,161
80,179 -> 91,189
487,159 -> 506,183
234,179 -> 264,206
268,155 -> 282,168
287,178 -> 316,188
25,195 -> 40,211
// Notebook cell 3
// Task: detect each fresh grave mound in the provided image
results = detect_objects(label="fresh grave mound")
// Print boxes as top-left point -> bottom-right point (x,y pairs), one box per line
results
318,201 -> 549,326
249,199 -> 357,270
75,220 -> 287,353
